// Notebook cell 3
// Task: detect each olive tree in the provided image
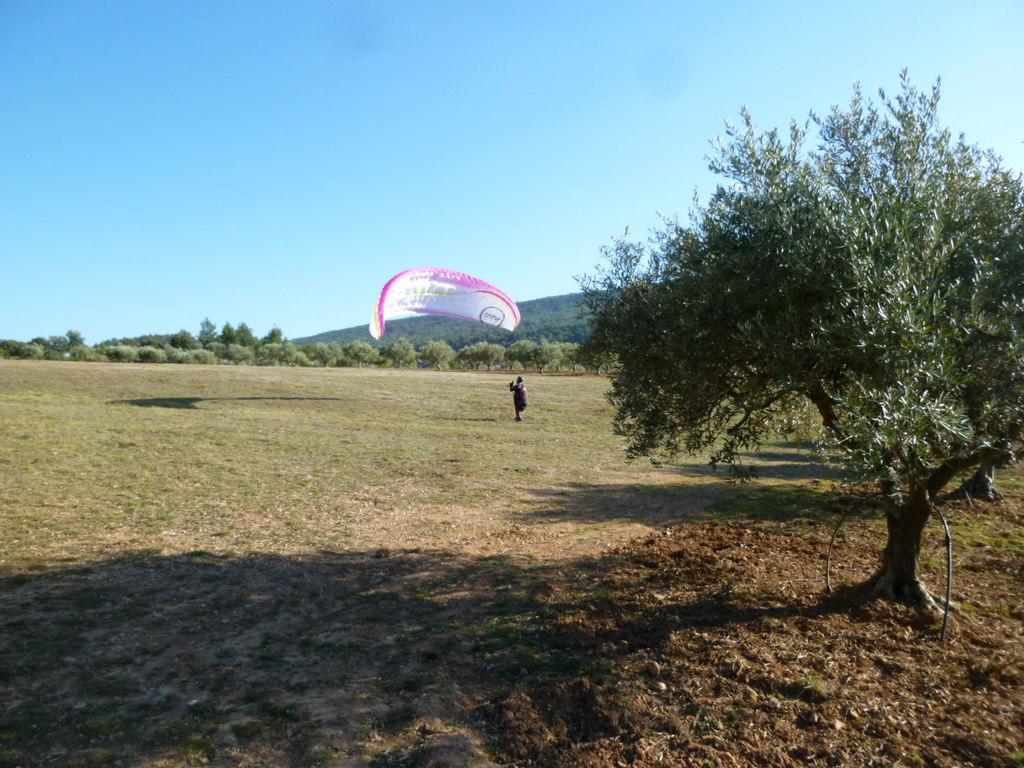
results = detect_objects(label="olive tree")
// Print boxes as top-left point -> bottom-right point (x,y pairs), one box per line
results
507,340 -> 538,369
418,340 -> 456,370
381,338 -> 418,368
583,74 -> 1024,610
457,342 -> 505,370
338,341 -> 383,368
533,341 -> 563,373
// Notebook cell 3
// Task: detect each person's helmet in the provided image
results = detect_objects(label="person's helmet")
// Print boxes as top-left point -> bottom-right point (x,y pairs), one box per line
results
516,376 -> 523,382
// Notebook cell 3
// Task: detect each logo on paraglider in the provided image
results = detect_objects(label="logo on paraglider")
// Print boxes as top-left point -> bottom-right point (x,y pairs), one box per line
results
480,307 -> 506,326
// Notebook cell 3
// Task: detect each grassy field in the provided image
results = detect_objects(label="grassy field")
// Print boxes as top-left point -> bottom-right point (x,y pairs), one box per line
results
0,361 -> 715,568
1,361 -> 838,571
1,361 -> 1020,767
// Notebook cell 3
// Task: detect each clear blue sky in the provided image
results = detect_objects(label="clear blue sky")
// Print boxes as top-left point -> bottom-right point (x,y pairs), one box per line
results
3,1 -> 1022,345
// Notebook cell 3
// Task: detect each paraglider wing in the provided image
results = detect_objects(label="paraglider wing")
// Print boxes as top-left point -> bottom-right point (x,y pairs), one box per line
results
370,267 -> 521,339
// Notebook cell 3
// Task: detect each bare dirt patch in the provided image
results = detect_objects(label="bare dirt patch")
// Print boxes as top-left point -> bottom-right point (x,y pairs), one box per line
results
489,512 -> 1024,768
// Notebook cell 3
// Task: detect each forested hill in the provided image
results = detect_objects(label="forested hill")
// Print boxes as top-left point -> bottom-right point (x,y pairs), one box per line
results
292,293 -> 589,348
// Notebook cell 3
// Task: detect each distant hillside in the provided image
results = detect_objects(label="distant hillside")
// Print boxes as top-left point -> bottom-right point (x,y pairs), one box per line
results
292,293 -> 589,348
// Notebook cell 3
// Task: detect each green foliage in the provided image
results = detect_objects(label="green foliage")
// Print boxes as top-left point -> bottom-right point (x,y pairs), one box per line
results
136,346 -> 167,364
236,323 -> 257,348
456,341 -> 505,369
102,345 -> 140,363
417,340 -> 455,369
533,341 -> 563,373
584,73 -> 1024,502
255,342 -> 309,367
507,340 -> 537,368
337,341 -> 383,368
69,345 -> 104,362
169,330 -> 199,350
187,348 -> 218,365
225,344 -> 255,365
198,318 -> 217,347
0,340 -> 44,359
219,323 -> 238,346
381,338 -> 417,368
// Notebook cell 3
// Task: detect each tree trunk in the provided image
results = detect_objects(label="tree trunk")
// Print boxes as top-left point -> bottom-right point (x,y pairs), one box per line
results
958,453 -> 1010,502
868,489 -> 941,612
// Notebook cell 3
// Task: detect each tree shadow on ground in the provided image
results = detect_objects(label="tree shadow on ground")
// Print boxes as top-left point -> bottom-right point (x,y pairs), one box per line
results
0,473 -> 878,767
521,475 -> 853,530
0,521 -> 870,767
675,447 -> 841,482
0,547 -> 541,766
112,396 -> 345,409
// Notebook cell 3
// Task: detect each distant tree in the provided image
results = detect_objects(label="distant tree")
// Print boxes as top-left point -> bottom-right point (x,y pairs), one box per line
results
263,326 -> 284,345
198,318 -> 217,347
457,342 -> 505,369
186,349 -> 218,365
256,342 -> 308,366
302,342 -> 337,367
236,323 -> 258,348
339,341 -> 382,367
137,346 -> 168,364
39,335 -> 72,360
103,345 -> 140,363
70,345 -> 104,362
169,330 -> 199,350
205,342 -> 228,360
507,340 -> 537,369
0,340 -> 44,359
138,335 -> 167,348
418,340 -> 456,370
219,323 -> 238,346
558,342 -> 582,371
576,343 -> 617,374
382,338 -> 417,368
533,341 -> 562,373
225,344 -> 254,364
583,74 -> 1024,610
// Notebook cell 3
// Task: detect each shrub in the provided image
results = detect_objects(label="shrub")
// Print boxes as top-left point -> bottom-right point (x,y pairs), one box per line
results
103,345 -> 139,363
225,344 -> 255,364
137,346 -> 168,364
185,349 -> 218,365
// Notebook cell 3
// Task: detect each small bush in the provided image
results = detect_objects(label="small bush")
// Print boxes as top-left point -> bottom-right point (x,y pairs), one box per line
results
137,346 -> 167,364
186,349 -> 218,365
103,345 -> 139,363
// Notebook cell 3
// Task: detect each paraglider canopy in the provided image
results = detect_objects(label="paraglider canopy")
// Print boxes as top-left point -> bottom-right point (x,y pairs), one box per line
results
370,267 -> 521,339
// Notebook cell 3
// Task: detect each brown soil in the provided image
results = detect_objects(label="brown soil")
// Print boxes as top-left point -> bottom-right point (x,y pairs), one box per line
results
488,516 -> 1024,767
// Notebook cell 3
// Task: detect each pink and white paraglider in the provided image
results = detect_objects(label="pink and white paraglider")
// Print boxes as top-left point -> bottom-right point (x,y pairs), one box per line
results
370,267 -> 521,339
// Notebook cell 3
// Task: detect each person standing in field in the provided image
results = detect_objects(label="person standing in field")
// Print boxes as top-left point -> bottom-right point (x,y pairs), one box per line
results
509,376 -> 527,421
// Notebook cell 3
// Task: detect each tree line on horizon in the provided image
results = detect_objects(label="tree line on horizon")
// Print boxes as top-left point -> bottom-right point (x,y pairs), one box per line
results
0,318 -> 614,372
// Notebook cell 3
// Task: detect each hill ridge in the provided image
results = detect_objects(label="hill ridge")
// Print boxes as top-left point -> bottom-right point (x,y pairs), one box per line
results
291,293 -> 587,347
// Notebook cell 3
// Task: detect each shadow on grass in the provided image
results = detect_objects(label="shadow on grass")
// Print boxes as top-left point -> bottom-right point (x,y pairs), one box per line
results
0,479 -> 860,767
113,396 -> 345,409
522,477 -> 849,529
0,546 -> 868,768
0,543 -> 865,766
0,547 -> 538,766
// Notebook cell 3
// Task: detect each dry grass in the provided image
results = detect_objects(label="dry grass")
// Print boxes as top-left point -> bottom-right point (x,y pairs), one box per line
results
0,362 -> 668,568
